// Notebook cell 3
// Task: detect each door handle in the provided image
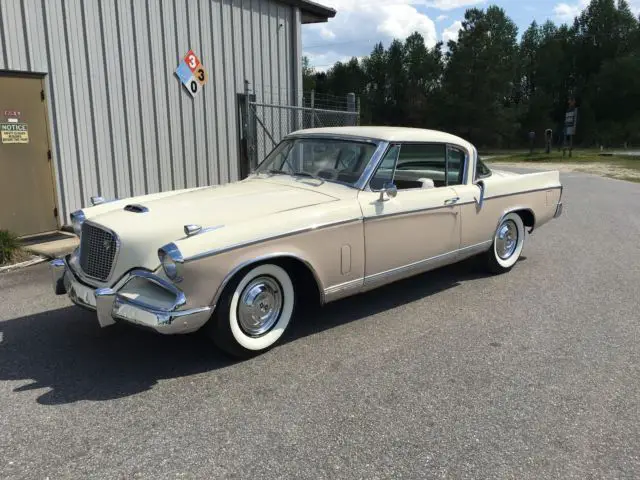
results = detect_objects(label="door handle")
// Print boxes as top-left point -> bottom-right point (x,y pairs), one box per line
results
444,196 -> 460,205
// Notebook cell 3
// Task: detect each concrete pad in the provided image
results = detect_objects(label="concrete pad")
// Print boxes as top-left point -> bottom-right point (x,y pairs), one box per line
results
24,234 -> 79,258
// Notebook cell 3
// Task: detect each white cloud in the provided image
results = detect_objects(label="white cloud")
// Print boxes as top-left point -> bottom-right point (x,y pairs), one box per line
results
302,0 -> 438,70
421,0 -> 485,10
442,20 -> 463,44
553,0 -> 588,22
555,0 -> 640,21
436,14 -> 448,22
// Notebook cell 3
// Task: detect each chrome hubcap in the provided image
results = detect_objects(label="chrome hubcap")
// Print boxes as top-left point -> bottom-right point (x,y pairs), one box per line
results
496,220 -> 518,259
237,276 -> 283,337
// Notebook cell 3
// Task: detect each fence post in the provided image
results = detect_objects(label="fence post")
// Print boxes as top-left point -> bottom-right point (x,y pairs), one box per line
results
356,96 -> 361,126
243,80 -> 254,171
310,89 -> 315,128
347,92 -> 356,126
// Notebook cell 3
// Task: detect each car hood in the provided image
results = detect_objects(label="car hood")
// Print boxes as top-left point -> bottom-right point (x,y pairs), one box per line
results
83,179 -> 339,284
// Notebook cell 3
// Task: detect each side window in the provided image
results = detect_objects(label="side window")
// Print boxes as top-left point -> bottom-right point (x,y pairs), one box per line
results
446,147 -> 466,186
396,143 -> 447,184
475,158 -> 492,180
369,145 -> 400,191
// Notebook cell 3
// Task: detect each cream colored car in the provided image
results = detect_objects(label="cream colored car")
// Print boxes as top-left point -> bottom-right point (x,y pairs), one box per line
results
51,127 -> 563,357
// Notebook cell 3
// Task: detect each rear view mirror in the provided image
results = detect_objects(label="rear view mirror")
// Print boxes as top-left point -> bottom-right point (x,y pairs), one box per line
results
379,181 -> 398,202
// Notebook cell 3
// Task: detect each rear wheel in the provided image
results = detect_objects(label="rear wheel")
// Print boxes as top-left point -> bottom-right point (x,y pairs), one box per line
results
484,212 -> 525,274
207,263 -> 295,358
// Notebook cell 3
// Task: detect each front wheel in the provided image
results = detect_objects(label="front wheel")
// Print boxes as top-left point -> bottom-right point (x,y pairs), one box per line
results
207,263 -> 295,358
484,212 -> 525,274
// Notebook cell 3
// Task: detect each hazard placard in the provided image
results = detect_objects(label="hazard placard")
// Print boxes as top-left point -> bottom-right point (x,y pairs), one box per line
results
175,50 -> 208,98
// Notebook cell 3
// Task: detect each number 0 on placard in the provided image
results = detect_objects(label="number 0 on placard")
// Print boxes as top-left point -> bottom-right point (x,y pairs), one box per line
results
186,78 -> 201,98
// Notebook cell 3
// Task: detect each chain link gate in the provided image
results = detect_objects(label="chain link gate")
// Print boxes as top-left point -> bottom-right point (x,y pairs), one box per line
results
245,98 -> 359,172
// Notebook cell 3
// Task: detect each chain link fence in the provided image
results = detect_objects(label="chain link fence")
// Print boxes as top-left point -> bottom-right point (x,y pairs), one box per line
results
245,91 -> 360,171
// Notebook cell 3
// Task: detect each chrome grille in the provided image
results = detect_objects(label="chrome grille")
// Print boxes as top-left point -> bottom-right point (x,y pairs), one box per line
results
79,223 -> 118,281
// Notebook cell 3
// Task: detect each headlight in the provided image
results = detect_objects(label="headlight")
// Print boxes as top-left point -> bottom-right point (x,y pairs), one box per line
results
158,243 -> 184,281
70,210 -> 86,236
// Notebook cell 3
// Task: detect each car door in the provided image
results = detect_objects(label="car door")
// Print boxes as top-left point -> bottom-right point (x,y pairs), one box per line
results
358,142 -> 462,288
448,150 -> 500,250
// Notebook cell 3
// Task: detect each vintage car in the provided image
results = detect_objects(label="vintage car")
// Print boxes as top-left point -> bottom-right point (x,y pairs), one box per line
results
51,127 -> 563,357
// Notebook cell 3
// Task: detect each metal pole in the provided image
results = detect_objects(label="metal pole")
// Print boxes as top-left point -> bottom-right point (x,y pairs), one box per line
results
347,92 -> 356,126
356,96 -> 361,126
310,89 -> 315,128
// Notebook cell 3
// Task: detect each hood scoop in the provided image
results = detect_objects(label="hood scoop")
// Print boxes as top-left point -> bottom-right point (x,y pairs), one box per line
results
124,204 -> 149,213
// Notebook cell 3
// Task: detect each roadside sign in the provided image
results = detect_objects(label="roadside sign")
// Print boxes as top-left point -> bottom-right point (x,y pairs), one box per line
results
175,50 -> 208,98
565,108 -> 578,136
1,123 -> 29,144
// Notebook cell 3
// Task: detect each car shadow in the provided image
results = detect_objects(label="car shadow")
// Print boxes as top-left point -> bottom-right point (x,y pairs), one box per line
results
0,256 -> 511,405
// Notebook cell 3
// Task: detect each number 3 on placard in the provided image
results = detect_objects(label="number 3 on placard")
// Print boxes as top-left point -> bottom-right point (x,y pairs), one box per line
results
187,54 -> 198,69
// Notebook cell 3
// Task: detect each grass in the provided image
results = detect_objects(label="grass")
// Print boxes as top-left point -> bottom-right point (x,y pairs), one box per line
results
0,229 -> 21,265
489,149 -> 640,164
486,149 -> 640,183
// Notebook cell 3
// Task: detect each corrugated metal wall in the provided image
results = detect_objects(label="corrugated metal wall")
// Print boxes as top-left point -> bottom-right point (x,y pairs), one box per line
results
0,0 -> 297,225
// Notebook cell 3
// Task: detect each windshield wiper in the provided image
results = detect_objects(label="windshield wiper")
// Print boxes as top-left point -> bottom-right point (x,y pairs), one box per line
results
293,171 -> 317,179
265,169 -> 324,183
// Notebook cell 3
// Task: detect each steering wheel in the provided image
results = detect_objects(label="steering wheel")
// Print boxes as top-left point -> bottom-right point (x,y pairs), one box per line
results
335,150 -> 356,170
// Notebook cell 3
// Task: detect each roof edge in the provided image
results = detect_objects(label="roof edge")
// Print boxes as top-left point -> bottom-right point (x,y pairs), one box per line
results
279,0 -> 336,24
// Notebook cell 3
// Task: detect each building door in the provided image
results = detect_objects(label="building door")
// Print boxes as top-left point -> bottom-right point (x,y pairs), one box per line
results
0,74 -> 58,236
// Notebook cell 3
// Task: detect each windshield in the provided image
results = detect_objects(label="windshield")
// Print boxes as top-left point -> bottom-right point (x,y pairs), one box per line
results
254,137 -> 378,187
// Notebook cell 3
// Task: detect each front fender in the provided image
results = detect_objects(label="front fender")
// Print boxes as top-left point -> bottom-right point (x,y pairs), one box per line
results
172,215 -> 365,311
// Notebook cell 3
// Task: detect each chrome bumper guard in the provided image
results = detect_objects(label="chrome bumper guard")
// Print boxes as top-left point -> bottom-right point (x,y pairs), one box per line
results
50,256 -> 211,334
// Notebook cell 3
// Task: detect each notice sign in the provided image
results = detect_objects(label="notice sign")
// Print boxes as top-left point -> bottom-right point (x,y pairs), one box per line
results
175,50 -> 208,98
1,123 -> 28,144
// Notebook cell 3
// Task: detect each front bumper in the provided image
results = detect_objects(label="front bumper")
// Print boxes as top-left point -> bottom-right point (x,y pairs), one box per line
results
50,256 -> 211,334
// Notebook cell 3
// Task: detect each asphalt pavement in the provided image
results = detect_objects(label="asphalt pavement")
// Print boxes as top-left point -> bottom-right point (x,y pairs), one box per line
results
1,169 -> 639,479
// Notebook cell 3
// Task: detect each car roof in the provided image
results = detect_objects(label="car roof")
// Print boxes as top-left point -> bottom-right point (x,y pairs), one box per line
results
286,126 -> 476,152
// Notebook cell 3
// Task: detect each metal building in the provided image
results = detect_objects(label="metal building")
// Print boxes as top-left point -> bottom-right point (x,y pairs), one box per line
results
0,0 -> 335,236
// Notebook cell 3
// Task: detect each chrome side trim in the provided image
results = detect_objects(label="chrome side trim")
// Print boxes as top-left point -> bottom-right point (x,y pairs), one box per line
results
184,217 -> 363,263
210,252 -> 326,308
485,185 -> 562,201
363,240 -> 492,288
323,278 -> 364,303
365,203 -> 465,221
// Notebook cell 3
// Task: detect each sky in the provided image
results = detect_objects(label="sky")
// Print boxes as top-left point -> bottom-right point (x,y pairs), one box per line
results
302,0 -> 640,71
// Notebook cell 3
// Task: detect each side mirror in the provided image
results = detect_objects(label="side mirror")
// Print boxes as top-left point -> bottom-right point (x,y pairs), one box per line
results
475,180 -> 485,208
379,181 -> 398,202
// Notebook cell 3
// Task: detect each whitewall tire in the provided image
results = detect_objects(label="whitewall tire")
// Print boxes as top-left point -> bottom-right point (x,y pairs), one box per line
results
485,212 -> 525,274
208,263 -> 295,358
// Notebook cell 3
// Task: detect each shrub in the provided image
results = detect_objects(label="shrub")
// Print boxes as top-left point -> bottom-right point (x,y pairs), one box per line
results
0,229 -> 20,264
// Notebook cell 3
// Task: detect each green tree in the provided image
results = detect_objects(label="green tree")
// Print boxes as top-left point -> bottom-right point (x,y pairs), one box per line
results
440,6 -> 520,146
302,56 -> 316,92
